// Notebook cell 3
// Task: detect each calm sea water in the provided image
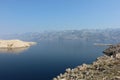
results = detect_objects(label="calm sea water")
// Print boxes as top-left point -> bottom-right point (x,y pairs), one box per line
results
0,40 -> 106,80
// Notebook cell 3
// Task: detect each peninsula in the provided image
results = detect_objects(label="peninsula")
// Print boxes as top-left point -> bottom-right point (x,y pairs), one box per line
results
0,40 -> 36,49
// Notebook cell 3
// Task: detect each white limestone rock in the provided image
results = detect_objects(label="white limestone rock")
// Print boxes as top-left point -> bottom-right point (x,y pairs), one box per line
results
0,40 -> 36,49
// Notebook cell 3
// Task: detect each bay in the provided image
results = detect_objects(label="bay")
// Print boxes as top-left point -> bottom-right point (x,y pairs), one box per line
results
0,40 -> 106,80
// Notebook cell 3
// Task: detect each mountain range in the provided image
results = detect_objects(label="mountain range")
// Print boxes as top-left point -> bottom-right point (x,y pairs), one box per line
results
1,28 -> 120,43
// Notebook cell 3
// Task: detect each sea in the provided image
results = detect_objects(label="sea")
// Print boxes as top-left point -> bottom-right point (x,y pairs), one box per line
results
0,40 -> 107,80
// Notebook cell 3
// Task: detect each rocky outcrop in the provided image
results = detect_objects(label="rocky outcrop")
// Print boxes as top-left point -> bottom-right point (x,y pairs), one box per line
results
103,44 -> 120,58
0,40 -> 36,49
53,44 -> 120,80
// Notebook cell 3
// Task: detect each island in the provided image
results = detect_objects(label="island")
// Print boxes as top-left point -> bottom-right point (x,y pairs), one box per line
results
0,40 -> 36,49
94,43 -> 113,46
53,44 -> 120,80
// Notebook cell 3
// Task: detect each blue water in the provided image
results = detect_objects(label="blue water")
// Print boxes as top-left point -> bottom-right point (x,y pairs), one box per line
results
0,40 -> 106,80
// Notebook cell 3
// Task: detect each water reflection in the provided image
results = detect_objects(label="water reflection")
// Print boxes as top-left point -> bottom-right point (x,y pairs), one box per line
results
0,47 -> 29,54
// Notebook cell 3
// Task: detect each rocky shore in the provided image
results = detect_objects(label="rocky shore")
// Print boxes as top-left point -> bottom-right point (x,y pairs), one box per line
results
0,40 -> 36,49
53,44 -> 120,80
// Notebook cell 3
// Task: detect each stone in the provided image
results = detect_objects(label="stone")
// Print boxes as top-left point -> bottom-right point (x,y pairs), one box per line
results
116,53 -> 120,59
53,78 -> 57,80
78,64 -> 87,71
59,78 -> 66,80
115,76 -> 120,79
66,68 -> 71,73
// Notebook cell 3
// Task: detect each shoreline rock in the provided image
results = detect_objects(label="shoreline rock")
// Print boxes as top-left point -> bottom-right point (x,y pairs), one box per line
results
53,44 -> 120,80
103,43 -> 120,58
0,39 -> 36,49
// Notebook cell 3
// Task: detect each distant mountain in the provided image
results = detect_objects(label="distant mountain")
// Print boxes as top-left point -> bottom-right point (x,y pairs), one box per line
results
1,28 -> 120,43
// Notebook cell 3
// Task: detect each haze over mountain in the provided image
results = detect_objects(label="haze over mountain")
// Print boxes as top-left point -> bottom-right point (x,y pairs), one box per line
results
1,28 -> 120,44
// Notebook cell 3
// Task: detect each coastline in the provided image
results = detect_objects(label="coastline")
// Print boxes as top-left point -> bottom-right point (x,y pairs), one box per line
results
53,44 -> 120,80
53,55 -> 120,80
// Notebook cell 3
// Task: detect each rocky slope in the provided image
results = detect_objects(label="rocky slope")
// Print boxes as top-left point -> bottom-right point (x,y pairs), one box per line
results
53,44 -> 120,80
0,40 -> 36,49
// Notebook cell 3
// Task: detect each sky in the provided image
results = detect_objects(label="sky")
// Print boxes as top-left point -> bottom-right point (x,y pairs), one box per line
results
0,0 -> 120,34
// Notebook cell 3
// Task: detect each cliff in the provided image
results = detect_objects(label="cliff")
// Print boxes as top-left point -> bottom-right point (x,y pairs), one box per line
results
53,44 -> 120,80
0,40 -> 36,49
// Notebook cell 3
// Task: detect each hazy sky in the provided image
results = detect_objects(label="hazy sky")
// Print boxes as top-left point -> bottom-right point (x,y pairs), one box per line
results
0,0 -> 120,34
